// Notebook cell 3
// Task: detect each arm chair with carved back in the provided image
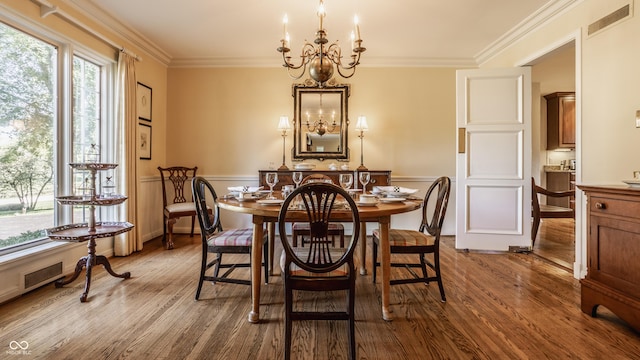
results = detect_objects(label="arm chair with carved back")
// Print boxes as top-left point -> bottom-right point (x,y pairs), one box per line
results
158,166 -> 198,250
531,177 -> 574,246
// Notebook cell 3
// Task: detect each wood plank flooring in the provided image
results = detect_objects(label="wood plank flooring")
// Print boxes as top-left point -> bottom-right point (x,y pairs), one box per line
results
533,218 -> 575,270
1,234 -> 638,359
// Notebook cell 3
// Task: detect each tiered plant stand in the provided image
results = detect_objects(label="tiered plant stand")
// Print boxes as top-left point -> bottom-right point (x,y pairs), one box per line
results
46,163 -> 133,302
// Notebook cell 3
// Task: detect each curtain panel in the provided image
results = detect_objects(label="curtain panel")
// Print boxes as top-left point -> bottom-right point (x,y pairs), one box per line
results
114,52 -> 142,256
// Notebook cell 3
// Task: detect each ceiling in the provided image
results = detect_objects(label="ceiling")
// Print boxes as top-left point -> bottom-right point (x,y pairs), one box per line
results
67,0 -> 567,67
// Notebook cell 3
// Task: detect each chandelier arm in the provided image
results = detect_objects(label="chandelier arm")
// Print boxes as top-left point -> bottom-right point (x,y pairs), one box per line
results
335,63 -> 358,79
324,43 -> 344,65
281,43 -> 315,71
325,43 -> 361,77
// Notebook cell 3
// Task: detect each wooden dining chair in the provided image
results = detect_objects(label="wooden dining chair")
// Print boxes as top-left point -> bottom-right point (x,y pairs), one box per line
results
191,177 -> 268,300
158,166 -> 199,250
531,177 -> 574,246
292,174 -> 345,247
372,176 -> 451,302
278,183 -> 360,360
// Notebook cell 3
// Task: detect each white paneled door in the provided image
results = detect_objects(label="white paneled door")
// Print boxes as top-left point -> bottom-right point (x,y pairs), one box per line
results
455,67 -> 532,251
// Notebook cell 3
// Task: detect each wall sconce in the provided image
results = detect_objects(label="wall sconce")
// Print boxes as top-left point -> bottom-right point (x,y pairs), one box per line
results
278,116 -> 291,170
355,115 -> 368,170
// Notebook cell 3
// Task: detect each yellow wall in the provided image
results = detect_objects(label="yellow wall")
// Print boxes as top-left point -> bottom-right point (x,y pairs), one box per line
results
482,0 -> 640,184
166,67 -> 459,178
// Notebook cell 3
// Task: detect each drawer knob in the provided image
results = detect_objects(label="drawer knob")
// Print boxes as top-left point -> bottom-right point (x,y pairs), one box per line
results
595,202 -> 606,210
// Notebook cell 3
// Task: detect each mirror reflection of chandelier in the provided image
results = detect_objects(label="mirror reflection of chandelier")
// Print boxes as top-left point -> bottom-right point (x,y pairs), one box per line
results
277,0 -> 366,86
305,94 -> 337,136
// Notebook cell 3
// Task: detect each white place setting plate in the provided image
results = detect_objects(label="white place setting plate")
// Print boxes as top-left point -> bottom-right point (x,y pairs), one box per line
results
622,179 -> 640,188
356,201 -> 379,207
235,195 -> 260,202
372,186 -> 418,198
379,197 -> 406,203
257,199 -> 284,205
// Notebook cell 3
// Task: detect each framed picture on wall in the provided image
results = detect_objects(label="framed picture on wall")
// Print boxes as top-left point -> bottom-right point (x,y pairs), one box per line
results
139,123 -> 152,160
137,82 -> 152,121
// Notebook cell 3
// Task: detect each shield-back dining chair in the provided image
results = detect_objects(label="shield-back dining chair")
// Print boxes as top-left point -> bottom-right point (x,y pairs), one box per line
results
278,182 -> 360,360
372,176 -> 451,302
192,176 -> 268,300
291,174 -> 345,247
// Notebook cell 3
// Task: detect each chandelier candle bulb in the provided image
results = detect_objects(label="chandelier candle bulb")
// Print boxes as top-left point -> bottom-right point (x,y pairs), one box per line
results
283,14 -> 287,38
318,2 -> 325,30
351,31 -> 356,51
354,15 -> 361,40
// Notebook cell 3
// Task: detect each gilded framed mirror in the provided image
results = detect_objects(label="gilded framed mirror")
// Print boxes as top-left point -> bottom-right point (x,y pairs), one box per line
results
292,84 -> 349,161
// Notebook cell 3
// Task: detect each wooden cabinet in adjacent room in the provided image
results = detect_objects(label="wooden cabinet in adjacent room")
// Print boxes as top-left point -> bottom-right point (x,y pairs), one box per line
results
578,185 -> 640,331
546,171 -> 576,209
545,92 -> 575,150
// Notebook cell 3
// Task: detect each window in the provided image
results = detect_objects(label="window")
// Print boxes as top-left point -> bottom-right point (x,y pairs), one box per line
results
0,21 -> 113,255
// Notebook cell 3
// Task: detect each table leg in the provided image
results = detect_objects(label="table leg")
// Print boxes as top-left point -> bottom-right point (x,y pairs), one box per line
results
379,217 -> 392,321
359,221 -> 367,275
249,216 -> 264,323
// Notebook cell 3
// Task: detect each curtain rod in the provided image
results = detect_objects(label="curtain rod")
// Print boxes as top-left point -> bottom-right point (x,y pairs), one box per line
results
31,0 -> 142,61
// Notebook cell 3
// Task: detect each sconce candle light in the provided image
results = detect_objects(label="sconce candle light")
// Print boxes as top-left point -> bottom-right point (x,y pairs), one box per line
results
278,116 -> 291,170
355,115 -> 368,170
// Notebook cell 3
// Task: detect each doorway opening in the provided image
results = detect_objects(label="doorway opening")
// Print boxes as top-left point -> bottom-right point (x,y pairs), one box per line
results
527,40 -> 576,270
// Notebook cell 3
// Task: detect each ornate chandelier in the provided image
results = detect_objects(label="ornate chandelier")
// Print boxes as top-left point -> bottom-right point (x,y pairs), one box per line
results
277,0 -> 366,86
305,94 -> 337,136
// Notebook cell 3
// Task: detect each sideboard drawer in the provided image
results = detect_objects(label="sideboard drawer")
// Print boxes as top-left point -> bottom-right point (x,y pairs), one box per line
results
590,195 -> 640,220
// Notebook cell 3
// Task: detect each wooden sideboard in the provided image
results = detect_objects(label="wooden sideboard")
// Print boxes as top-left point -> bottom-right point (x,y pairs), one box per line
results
578,184 -> 640,331
258,169 -> 391,192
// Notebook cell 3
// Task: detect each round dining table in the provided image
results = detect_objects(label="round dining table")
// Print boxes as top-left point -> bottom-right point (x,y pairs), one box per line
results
217,192 -> 422,323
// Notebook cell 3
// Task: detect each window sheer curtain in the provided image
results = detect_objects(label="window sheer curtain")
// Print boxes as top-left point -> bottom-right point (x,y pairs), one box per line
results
114,52 -> 142,256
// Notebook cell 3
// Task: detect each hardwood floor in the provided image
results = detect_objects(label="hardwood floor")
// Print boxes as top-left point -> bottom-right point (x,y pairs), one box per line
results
533,218 -> 575,270
1,234 -> 638,359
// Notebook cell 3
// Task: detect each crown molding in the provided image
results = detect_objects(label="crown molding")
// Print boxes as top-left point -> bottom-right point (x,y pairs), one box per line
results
169,56 -> 478,69
475,0 -> 582,65
63,0 -> 172,66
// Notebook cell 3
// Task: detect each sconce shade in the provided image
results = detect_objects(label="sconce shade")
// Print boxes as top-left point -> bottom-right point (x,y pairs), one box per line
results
278,116 -> 291,131
355,116 -> 368,131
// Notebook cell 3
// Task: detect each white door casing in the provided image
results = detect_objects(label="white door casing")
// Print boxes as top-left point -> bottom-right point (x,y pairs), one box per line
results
456,67 -> 532,251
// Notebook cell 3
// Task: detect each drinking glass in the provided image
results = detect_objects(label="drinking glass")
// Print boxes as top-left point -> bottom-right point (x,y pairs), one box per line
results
339,173 -> 353,190
359,172 -> 370,193
292,171 -> 303,188
266,172 -> 278,199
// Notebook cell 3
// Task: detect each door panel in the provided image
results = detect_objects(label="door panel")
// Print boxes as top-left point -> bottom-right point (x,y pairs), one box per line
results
468,185 -> 522,234
469,130 -> 523,178
456,67 -> 531,251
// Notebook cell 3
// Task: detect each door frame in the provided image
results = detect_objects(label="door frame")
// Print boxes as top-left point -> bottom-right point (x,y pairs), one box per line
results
516,30 -> 584,279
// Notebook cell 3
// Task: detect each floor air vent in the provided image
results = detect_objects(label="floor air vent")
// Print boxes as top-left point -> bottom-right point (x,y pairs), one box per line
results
588,3 -> 632,36
24,262 -> 63,289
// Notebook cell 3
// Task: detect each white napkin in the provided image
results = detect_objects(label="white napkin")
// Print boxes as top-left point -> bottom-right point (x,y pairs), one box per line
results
227,186 -> 263,193
372,186 -> 418,195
